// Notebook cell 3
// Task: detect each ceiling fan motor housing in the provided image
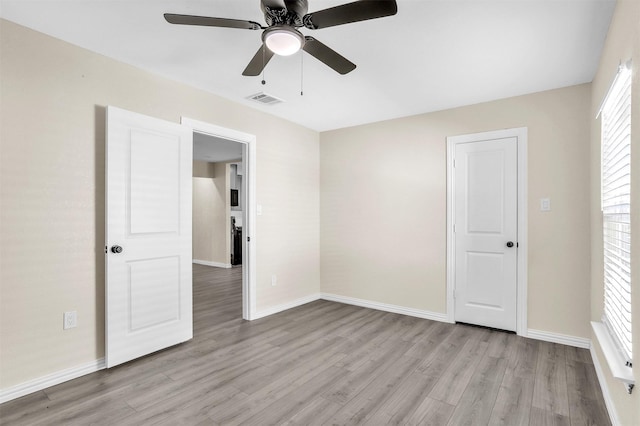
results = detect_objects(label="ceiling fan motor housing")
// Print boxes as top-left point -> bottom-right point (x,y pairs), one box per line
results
261,0 -> 308,27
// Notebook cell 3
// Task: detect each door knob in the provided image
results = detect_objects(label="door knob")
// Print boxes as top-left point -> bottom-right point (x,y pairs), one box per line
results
506,241 -> 514,248
111,245 -> 123,254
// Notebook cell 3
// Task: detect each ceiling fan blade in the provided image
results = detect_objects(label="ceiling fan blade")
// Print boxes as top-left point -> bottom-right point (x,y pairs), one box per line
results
164,13 -> 263,30
242,45 -> 276,76
302,37 -> 356,75
303,0 -> 397,29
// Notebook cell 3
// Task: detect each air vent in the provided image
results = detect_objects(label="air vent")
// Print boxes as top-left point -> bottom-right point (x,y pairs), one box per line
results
246,92 -> 284,106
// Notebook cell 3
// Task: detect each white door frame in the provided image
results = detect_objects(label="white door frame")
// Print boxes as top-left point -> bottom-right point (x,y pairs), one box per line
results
181,117 -> 257,321
446,127 -> 528,336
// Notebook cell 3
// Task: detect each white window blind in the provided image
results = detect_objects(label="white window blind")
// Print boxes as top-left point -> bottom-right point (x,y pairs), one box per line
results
601,63 -> 632,365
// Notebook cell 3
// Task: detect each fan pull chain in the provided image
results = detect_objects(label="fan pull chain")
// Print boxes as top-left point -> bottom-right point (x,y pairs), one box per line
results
261,45 -> 266,85
300,50 -> 304,96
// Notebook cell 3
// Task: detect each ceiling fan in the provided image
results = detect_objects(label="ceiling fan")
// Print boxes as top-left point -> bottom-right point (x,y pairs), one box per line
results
164,0 -> 398,76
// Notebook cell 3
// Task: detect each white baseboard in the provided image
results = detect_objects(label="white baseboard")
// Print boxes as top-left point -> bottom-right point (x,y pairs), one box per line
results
252,293 -> 321,320
193,259 -> 232,269
0,358 -> 105,404
526,328 -> 590,349
320,293 -> 451,323
590,344 -> 621,426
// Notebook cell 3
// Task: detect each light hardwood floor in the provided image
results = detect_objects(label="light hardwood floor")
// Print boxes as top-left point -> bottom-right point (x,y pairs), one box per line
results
1,264 -> 610,425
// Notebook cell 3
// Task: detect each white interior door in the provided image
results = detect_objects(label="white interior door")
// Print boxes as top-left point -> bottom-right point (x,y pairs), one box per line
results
452,136 -> 518,331
106,106 -> 193,368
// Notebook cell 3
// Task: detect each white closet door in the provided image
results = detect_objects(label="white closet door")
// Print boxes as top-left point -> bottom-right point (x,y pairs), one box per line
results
453,136 -> 518,331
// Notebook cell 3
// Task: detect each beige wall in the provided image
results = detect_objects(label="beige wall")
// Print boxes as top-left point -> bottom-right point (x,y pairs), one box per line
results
320,84 -> 592,338
193,161 -> 230,265
0,19 -> 320,389
589,0 -> 640,424
193,160 -> 216,179
2,9 -> 633,416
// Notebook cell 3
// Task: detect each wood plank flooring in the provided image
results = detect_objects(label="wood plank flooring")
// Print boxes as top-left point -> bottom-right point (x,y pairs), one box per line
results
0,264 -> 611,425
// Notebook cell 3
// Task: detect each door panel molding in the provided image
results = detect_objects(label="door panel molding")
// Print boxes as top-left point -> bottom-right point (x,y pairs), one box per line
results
180,117 -> 257,321
446,127 -> 528,336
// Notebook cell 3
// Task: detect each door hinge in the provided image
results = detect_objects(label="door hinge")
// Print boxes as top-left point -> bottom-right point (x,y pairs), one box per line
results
247,236 -> 250,242
453,224 -> 456,233
453,159 -> 456,168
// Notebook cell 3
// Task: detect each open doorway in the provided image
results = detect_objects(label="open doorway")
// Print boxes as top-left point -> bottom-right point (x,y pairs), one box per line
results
192,133 -> 244,320
105,108 -> 256,369
192,134 -> 242,269
183,117 -> 256,321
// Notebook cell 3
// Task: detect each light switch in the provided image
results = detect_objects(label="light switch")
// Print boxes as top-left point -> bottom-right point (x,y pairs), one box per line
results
540,198 -> 551,212
257,204 -> 263,216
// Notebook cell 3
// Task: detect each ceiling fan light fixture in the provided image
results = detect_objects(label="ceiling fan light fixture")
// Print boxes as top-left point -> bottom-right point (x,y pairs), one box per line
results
263,26 -> 304,56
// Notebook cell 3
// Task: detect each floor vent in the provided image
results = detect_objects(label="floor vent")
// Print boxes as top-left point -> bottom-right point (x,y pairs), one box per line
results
246,92 -> 284,105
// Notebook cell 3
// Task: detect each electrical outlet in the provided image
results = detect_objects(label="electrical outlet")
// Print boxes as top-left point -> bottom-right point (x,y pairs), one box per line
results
63,311 -> 77,330
271,274 -> 277,286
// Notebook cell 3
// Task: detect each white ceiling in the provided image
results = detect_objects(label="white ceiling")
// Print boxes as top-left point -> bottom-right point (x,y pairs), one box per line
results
194,132 -> 243,162
0,0 -> 615,132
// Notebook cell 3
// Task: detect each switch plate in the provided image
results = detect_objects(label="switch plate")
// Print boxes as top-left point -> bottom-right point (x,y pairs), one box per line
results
63,311 -> 77,329
257,204 -> 263,216
271,274 -> 277,286
540,198 -> 551,212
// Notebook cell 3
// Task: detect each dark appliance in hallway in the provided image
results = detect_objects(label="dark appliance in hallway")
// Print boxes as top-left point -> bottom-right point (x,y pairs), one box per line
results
231,217 -> 242,265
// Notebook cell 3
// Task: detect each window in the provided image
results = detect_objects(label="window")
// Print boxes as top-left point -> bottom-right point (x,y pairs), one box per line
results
601,61 -> 632,366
